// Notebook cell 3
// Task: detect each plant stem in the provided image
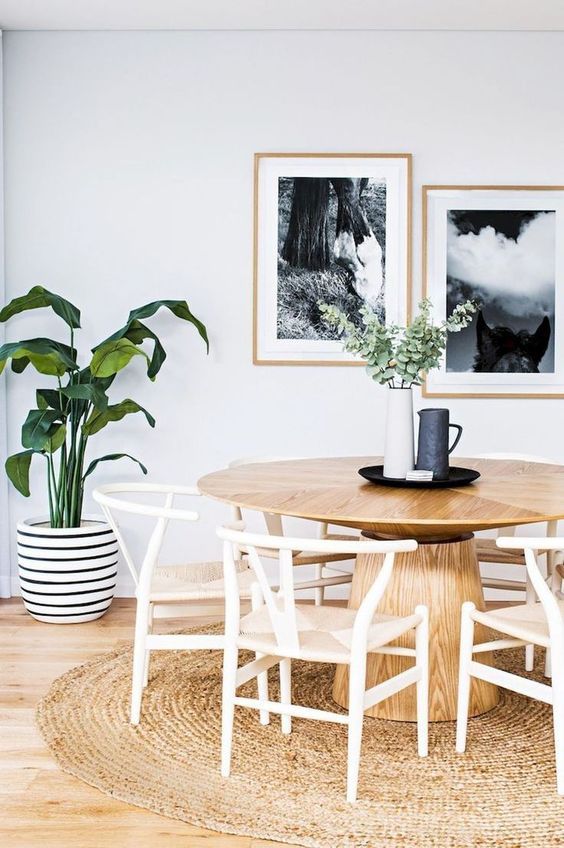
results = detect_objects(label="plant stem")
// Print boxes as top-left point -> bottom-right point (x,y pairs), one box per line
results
47,452 -> 60,527
57,443 -> 67,524
70,434 -> 87,526
46,461 -> 55,527
68,403 -> 90,527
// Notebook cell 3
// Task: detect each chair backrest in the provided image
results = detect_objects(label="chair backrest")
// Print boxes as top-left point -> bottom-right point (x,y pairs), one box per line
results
497,537 -> 564,644
217,524 -> 417,654
474,453 -> 558,538
93,484 -> 200,587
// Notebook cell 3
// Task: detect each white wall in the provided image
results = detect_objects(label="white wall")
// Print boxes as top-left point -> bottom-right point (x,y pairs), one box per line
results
0,31 -> 10,598
2,30 -> 564,594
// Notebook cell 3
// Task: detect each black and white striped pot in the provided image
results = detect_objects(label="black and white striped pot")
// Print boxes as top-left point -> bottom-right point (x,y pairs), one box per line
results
17,515 -> 118,624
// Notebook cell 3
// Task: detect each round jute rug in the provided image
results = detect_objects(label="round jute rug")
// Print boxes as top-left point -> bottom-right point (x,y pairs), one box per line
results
37,626 -> 562,848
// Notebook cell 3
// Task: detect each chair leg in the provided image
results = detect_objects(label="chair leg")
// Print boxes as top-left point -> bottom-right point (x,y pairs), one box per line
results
552,664 -> 564,795
346,655 -> 367,803
525,575 -> 535,671
456,601 -> 476,753
546,565 -> 561,679
131,596 -> 151,726
279,658 -> 292,734
251,583 -> 270,725
143,603 -> 154,688
415,605 -> 429,757
256,660 -> 270,726
314,564 -> 324,606
221,644 -> 238,778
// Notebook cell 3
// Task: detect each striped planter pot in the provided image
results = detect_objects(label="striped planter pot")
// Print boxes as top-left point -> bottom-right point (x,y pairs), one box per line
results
17,515 -> 118,624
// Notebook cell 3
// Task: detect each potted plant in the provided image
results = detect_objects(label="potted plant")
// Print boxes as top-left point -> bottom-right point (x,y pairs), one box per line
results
319,297 -> 476,478
0,286 -> 208,622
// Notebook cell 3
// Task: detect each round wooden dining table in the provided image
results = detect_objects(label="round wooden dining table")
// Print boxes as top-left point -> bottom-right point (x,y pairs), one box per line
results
198,456 -> 564,722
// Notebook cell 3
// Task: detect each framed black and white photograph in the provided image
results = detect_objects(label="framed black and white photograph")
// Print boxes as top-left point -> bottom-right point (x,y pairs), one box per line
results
253,153 -> 411,364
423,185 -> 564,397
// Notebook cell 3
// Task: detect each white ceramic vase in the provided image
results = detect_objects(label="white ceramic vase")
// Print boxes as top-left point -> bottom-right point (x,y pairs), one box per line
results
383,387 -> 415,479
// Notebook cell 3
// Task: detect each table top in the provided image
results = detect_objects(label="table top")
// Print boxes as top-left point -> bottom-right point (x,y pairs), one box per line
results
197,456 -> 564,539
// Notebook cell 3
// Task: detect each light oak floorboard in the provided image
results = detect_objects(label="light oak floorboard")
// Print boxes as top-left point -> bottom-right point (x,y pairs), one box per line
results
0,598 -> 285,848
0,595 -> 514,847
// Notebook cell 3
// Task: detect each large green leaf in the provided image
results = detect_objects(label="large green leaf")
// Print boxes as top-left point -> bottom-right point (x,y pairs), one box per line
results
89,339 -> 149,378
126,299 -> 209,352
11,357 -> 30,374
95,319 -> 167,380
76,367 -> 116,392
21,409 -> 62,451
36,388 -> 67,412
82,398 -> 155,437
61,383 -> 109,410
82,452 -> 148,481
0,339 -> 77,376
0,285 -> 81,329
45,423 -> 67,454
5,450 -> 35,496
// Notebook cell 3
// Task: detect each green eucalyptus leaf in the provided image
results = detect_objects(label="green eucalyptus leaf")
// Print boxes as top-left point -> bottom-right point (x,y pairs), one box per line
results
0,286 -> 81,329
82,452 -> 148,481
89,339 -> 149,378
82,398 -> 155,437
5,450 -> 36,496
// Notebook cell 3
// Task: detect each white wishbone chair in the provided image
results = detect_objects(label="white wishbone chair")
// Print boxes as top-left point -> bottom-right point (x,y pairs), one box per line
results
218,524 -> 429,803
92,483 -> 260,726
456,537 -> 564,795
473,452 -> 559,672
229,456 -> 356,605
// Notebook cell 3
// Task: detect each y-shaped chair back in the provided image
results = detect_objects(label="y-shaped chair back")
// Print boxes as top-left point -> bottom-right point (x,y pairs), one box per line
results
219,524 -> 415,658
456,536 -> 564,794
93,483 -> 201,589
217,524 -> 427,802
93,483 -> 240,727
511,539 -> 564,648
473,452 -> 559,672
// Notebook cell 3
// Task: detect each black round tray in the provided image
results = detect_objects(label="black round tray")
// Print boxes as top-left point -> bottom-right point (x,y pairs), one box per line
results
358,465 -> 481,488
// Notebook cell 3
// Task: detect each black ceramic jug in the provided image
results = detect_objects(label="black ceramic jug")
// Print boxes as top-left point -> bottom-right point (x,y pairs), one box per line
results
415,408 -> 463,481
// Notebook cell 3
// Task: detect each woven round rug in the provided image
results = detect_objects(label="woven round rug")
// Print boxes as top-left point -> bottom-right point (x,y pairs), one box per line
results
37,626 -> 562,848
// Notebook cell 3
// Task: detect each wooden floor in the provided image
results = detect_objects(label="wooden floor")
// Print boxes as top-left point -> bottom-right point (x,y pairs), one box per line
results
1,594 -> 515,847
0,598 -> 286,848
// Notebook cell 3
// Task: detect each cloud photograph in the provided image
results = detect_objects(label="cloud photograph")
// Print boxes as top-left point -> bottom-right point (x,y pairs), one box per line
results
445,209 -> 556,373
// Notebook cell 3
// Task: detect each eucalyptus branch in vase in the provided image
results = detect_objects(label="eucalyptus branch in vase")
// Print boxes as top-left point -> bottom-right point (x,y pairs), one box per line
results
319,296 -> 477,479
318,297 -> 477,387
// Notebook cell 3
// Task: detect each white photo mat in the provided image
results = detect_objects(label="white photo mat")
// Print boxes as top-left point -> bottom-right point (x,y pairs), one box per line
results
253,154 -> 411,365
423,186 -> 564,397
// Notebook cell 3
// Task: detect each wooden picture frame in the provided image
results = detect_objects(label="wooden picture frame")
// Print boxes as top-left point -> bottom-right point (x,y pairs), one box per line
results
253,152 -> 412,365
422,184 -> 564,398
